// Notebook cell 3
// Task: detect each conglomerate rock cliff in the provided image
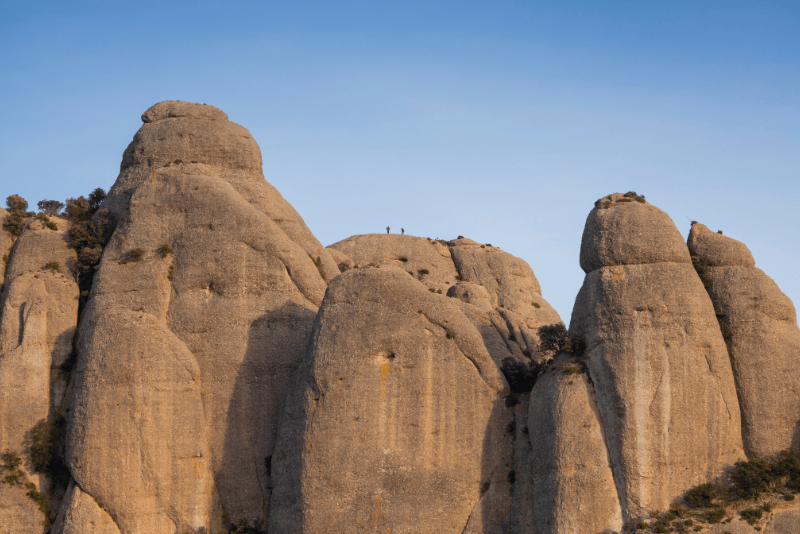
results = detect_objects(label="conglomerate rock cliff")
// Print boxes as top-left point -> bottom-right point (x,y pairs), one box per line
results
2,102 -> 800,534
0,215 -> 78,533
64,101 -> 336,533
568,193 -> 745,520
688,222 -> 800,459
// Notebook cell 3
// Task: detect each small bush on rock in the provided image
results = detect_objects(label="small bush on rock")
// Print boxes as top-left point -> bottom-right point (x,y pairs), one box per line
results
500,357 -> 544,394
37,199 -> 64,216
707,508 -> 725,523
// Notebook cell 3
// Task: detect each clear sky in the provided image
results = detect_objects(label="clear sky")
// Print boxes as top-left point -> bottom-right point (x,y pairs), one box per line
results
1,1 -> 798,324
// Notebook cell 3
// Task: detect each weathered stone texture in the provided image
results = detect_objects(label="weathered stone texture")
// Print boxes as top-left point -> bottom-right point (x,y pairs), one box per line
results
570,195 -> 744,519
52,482 -> 121,534
689,222 -> 800,458
0,217 -> 79,532
269,266 -> 510,534
529,356 -> 622,534
65,101 -> 334,533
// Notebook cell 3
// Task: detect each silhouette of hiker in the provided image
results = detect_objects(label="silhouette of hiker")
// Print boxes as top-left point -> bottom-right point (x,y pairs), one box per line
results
401,228 -> 405,235
386,226 -> 390,234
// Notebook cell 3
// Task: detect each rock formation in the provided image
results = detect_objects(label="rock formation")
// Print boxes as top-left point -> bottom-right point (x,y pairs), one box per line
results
329,234 -> 562,366
52,482 -> 121,534
569,193 -> 745,519
688,222 -> 800,458
0,215 -> 78,532
269,265 -> 510,533
4,103 -> 800,533
328,234 -> 564,533
64,101 -> 339,533
529,354 -> 622,534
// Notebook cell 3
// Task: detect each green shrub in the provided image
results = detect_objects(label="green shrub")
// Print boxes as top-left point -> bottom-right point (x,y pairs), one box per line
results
129,248 -> 145,262
786,493 -> 795,501
160,244 -> 173,257
6,194 -> 28,212
707,508 -> 725,523
500,357 -> 544,394
636,522 -> 647,530
3,254 -> 8,266
2,204 -> 26,236
532,302 -> 541,308
538,324 -> 568,353
45,261 -> 59,272
740,508 -> 763,525
338,262 -> 350,273
446,330 -> 455,339
30,420 -> 55,473
65,190 -> 115,310
685,519 -> 693,526
671,503 -> 687,517
732,457 -> 776,499
25,486 -> 49,516
686,483 -> 719,508
37,199 -> 64,216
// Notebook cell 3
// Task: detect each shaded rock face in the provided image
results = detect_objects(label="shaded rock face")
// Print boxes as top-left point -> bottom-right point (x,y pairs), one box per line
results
65,101 -> 334,533
569,194 -> 744,519
0,217 -> 78,532
528,355 -> 622,534
689,223 -> 800,458
269,266 -> 511,534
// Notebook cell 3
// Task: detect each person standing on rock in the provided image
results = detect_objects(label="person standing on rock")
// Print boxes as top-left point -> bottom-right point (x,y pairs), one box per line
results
386,226 -> 390,234
401,228 -> 405,235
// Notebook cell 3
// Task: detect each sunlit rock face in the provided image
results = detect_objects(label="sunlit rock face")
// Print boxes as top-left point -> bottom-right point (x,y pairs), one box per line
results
689,222 -> 800,459
568,193 -> 745,520
269,265 -> 511,534
64,101 -> 338,533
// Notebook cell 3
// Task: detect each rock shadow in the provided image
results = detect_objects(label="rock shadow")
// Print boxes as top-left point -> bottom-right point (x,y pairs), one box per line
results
219,301 -> 316,530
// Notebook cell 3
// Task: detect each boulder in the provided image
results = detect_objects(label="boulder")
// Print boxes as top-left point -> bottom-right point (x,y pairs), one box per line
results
269,266 -> 510,533
689,223 -> 800,458
52,482 -> 121,534
569,194 -> 744,519
65,102 -> 332,532
528,355 -> 623,534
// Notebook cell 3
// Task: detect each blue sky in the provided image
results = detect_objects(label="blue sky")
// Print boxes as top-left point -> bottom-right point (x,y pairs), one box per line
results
1,1 -> 798,324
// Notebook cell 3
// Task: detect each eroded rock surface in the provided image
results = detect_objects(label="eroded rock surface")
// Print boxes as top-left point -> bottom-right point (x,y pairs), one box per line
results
65,101 -> 335,533
52,482 -> 121,534
689,223 -> 800,458
529,355 -> 622,534
0,217 -> 78,531
269,265 -> 510,533
570,193 -> 745,519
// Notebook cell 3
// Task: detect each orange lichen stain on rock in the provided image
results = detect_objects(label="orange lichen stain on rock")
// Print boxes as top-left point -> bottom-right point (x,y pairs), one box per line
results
192,456 -> 203,477
372,493 -> 384,531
